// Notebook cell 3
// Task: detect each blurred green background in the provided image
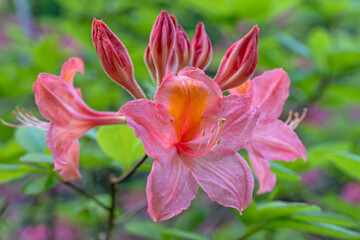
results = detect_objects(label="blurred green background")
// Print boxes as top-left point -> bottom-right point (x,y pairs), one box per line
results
0,0 -> 360,239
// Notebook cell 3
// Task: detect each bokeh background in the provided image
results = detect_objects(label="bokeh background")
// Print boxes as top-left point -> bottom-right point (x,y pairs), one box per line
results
0,0 -> 360,239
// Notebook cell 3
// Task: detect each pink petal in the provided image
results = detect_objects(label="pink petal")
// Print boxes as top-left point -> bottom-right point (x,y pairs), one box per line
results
248,68 -> 290,121
247,147 -> 276,194
48,125 -> 82,181
184,152 -> 254,213
217,94 -> 259,154
249,119 -> 307,162
60,57 -> 84,84
154,68 -> 222,142
147,154 -> 198,222
119,99 -> 177,162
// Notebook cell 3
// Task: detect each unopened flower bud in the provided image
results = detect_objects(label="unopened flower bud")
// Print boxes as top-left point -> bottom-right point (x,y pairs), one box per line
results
214,25 -> 259,91
149,10 -> 176,85
144,45 -> 157,83
191,22 -> 212,70
175,25 -> 192,73
170,14 -> 178,27
92,19 -> 146,99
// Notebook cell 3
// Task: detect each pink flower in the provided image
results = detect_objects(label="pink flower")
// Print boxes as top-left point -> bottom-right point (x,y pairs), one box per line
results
340,181 -> 360,204
214,25 -> 259,91
6,58 -> 127,181
92,19 -> 146,99
120,67 -> 259,222
18,225 -> 51,240
230,69 -> 307,194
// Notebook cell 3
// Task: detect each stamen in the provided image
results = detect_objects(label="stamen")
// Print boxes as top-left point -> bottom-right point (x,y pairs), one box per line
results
1,107 -> 49,130
180,118 -> 226,158
286,108 -> 307,129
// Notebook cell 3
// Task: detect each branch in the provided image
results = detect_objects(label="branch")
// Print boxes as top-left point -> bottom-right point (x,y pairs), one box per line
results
110,154 -> 148,184
104,154 -> 148,240
62,181 -> 110,211
0,201 -> 9,217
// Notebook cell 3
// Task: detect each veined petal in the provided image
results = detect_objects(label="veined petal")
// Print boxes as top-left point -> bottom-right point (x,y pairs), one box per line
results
147,154 -> 198,222
249,119 -> 307,162
60,57 -> 84,84
246,147 -> 276,194
48,124 -> 82,181
119,99 -> 177,161
249,68 -> 290,121
184,152 -> 254,212
217,94 -> 259,153
154,68 -> 222,142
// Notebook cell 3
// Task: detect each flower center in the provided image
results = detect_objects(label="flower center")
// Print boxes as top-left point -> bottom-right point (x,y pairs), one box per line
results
178,118 -> 225,158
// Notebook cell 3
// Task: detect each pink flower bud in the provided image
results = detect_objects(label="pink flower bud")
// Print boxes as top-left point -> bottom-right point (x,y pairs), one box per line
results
170,14 -> 178,27
214,25 -> 259,91
92,18 -> 146,99
175,24 -> 192,73
144,44 -> 157,83
191,22 -> 212,70
149,10 -> 176,85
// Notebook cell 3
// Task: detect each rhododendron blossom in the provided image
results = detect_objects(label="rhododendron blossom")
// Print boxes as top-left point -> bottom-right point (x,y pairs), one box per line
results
230,69 -> 307,194
3,58 -> 126,181
120,67 -> 259,222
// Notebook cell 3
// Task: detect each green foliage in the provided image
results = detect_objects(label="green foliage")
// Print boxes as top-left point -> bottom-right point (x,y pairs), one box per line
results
97,125 -> 145,171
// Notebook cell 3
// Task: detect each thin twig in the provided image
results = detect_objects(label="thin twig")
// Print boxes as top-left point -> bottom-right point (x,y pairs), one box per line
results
0,201 -> 9,217
105,179 -> 117,240
104,154 -> 148,240
62,181 -> 110,211
110,154 -> 148,184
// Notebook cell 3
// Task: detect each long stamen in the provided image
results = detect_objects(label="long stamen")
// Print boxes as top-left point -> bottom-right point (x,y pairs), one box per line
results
286,108 -> 307,129
1,107 -> 49,130
181,118 -> 225,158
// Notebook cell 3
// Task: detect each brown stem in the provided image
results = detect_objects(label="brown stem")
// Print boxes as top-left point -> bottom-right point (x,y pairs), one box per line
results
110,154 -> 149,184
105,179 -> 117,240
62,181 -> 110,211
0,201 -> 9,217
104,154 -> 148,240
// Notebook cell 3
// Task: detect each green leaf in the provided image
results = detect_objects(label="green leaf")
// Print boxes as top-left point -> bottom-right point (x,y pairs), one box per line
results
15,128 -> 47,153
329,151 -> 360,181
257,201 -> 321,221
307,142 -> 351,167
0,164 -> 40,183
293,211 -> 359,228
20,153 -> 54,164
212,222 -> 245,240
97,125 -> 145,171
265,219 -> 360,239
175,207 -> 209,231
22,174 -> 57,195
270,162 -> 301,182
160,228 -> 208,240
125,221 -> 164,240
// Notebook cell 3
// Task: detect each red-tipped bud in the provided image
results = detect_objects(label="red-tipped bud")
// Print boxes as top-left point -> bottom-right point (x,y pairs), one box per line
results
149,10 -> 176,85
214,25 -> 259,91
191,22 -> 212,70
92,19 -> 146,99
175,25 -> 192,73
170,14 -> 178,27
144,45 -> 157,83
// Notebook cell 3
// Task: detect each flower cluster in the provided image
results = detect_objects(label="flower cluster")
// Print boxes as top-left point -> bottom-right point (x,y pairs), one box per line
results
3,10 -> 306,222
